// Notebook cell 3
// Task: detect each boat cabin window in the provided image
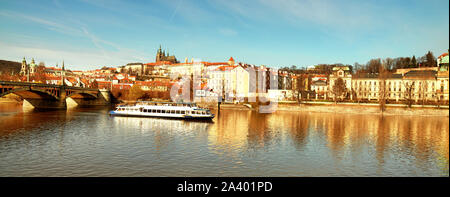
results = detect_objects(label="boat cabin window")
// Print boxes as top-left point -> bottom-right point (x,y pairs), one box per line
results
181,111 -> 186,114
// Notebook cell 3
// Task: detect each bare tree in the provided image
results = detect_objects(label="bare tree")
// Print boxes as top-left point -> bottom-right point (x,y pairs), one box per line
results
295,74 -> 306,102
332,78 -> 346,103
378,66 -> 390,112
32,64 -> 47,83
127,85 -> 145,101
418,80 -> 428,106
383,58 -> 395,72
403,81 -> 414,108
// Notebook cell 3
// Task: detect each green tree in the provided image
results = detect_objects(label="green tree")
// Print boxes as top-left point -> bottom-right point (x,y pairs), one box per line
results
411,55 -> 417,68
424,51 -> 437,67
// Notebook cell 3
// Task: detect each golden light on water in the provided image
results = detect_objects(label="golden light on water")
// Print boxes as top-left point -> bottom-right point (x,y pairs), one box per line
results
0,104 -> 448,176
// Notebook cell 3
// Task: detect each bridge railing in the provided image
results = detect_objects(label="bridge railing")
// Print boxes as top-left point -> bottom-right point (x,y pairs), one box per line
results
0,81 -> 99,91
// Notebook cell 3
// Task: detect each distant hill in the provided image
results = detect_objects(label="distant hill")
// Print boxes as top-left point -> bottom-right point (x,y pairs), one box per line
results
0,60 -> 21,74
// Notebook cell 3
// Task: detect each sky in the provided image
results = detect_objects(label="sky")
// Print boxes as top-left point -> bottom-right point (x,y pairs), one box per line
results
0,0 -> 449,70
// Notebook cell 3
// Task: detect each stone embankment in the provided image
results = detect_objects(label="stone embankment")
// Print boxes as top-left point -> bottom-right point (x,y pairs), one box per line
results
276,103 -> 449,116
204,101 -> 449,116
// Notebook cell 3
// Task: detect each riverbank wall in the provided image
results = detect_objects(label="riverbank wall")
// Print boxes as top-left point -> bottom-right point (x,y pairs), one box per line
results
2,97 -> 448,116
207,101 -> 449,116
276,103 -> 449,116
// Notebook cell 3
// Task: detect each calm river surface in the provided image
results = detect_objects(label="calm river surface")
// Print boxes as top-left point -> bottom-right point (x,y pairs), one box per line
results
0,103 -> 448,176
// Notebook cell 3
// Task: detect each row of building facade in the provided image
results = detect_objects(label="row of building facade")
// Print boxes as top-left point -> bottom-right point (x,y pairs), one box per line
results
116,48 -> 449,103
14,47 -> 450,104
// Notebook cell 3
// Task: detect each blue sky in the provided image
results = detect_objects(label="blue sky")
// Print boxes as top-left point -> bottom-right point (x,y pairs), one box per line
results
0,0 -> 448,70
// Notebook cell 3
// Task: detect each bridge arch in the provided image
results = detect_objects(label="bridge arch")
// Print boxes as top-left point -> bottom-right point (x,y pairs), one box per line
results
66,91 -> 98,99
0,87 -> 59,99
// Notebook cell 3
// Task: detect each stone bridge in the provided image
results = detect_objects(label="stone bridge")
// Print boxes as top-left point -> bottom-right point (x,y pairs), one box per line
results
0,81 -> 111,109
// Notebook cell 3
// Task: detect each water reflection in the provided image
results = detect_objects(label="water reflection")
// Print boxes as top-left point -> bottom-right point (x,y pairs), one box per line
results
0,103 -> 448,176
207,109 -> 449,176
112,116 -> 213,152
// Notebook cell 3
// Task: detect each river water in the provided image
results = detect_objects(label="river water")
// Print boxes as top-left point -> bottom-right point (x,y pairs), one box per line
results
0,103 -> 448,176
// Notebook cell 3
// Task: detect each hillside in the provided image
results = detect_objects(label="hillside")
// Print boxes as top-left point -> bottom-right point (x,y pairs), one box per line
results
0,60 -> 21,74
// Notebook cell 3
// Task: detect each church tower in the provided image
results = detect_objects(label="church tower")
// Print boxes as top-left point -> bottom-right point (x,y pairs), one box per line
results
29,58 -> 37,74
228,57 -> 235,66
20,57 -> 28,75
61,61 -> 65,86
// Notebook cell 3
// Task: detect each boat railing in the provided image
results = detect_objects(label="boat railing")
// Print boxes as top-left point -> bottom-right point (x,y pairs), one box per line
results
134,101 -> 199,108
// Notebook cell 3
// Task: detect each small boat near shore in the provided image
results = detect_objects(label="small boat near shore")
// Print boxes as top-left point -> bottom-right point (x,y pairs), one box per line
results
109,101 -> 215,120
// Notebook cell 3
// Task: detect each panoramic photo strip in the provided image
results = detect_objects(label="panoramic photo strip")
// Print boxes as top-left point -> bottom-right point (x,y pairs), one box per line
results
0,0 -> 448,195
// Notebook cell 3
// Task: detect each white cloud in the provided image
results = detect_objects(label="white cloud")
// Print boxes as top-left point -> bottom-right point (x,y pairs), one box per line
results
218,28 -> 238,36
0,10 -> 84,37
0,41 -> 148,70
0,11 -> 149,68
209,0 -> 381,30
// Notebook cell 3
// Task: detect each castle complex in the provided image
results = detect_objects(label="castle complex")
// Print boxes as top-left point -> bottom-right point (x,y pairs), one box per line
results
155,45 -> 178,63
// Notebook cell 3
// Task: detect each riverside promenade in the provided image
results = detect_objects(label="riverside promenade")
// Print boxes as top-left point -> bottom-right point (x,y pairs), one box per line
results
206,101 -> 449,116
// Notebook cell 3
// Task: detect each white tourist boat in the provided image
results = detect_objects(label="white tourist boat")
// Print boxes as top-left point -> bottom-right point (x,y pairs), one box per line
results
109,101 -> 215,120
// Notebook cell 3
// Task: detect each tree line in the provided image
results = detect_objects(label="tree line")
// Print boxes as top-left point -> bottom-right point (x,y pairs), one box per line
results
354,51 -> 437,74
279,51 -> 438,75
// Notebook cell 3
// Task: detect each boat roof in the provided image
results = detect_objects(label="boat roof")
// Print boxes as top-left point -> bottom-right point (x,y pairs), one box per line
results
136,101 -> 197,105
